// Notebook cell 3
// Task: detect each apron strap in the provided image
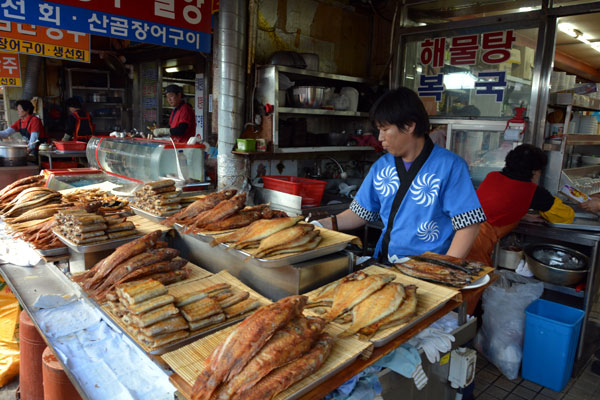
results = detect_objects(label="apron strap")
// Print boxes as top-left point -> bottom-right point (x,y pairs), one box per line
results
379,135 -> 434,262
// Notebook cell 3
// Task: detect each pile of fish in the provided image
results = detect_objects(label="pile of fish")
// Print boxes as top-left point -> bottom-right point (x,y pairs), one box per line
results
73,230 -> 189,302
307,271 -> 418,339
106,278 -> 263,350
211,216 -> 323,259
0,175 -> 46,210
395,252 -> 485,288
0,187 -> 61,218
192,296 -> 333,400
132,179 -> 182,217
61,187 -> 129,215
162,189 -> 287,233
54,208 -> 137,245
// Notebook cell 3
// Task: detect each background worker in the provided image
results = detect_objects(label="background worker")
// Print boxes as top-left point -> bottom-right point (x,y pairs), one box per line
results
0,99 -> 46,153
468,144 -> 574,266
152,84 -> 196,143
64,97 -> 94,141
315,87 -> 485,262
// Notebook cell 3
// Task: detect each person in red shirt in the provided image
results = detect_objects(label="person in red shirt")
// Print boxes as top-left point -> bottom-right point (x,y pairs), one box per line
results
0,99 -> 46,153
152,84 -> 196,143
468,144 -> 574,266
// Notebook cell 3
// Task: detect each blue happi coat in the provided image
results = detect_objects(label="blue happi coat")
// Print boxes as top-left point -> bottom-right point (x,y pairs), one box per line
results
351,144 -> 485,262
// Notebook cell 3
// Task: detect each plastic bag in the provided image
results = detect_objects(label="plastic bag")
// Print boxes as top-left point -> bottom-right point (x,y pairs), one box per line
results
0,277 -> 20,387
474,270 -> 543,380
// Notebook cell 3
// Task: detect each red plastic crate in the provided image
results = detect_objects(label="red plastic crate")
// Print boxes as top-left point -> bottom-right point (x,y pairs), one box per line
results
54,141 -> 87,151
262,176 -> 326,207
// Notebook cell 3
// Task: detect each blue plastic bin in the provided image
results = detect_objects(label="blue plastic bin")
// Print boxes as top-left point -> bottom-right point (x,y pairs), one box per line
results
521,299 -> 584,392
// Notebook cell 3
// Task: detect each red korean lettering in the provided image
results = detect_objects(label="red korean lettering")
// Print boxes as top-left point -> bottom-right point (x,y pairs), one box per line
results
481,30 -> 516,64
449,35 -> 478,65
420,38 -> 445,68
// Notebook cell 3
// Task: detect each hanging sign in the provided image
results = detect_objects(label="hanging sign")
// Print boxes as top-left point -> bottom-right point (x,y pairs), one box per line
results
0,52 -> 21,86
417,30 -> 516,103
0,1 -> 212,52
0,20 -> 90,62
194,73 -> 204,141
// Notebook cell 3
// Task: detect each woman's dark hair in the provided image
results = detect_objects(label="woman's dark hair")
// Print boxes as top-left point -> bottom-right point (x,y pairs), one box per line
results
65,97 -> 82,109
503,144 -> 548,181
15,100 -> 34,114
369,87 -> 430,137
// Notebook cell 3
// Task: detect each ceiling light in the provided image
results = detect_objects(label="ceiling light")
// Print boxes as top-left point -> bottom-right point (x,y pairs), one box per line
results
165,67 -> 179,73
519,7 -> 534,12
558,23 -> 579,38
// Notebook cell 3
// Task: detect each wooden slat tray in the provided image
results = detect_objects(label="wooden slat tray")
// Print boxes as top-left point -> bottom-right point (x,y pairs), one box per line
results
172,263 -> 212,284
304,265 -> 461,347
162,320 -> 371,400
101,270 -> 270,355
128,214 -> 171,235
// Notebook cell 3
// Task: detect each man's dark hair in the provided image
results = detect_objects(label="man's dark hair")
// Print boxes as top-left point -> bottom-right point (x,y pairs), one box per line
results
503,144 -> 548,181
65,97 -> 82,109
15,100 -> 34,114
369,87 -> 430,137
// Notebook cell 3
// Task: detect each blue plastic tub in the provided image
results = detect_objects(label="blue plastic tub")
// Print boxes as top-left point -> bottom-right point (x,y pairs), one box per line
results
521,299 -> 584,392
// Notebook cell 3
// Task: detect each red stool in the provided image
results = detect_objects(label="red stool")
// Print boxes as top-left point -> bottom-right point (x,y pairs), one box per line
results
18,310 -> 45,400
42,347 -> 82,400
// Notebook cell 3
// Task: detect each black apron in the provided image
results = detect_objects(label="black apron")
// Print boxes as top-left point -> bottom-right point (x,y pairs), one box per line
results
379,135 -> 435,263
18,117 -> 32,141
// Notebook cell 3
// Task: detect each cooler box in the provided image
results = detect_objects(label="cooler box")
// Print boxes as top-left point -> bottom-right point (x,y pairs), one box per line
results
521,299 -> 584,392
262,176 -> 326,207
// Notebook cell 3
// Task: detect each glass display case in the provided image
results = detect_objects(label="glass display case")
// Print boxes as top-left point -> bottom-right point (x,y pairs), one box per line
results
431,119 -> 524,187
86,136 -> 205,184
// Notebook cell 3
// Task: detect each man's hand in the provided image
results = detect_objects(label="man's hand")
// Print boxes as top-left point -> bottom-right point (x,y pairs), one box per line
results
153,128 -> 171,137
581,198 -> 600,213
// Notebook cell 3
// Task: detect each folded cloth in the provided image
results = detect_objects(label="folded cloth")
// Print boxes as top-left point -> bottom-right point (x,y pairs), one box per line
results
515,259 -> 534,277
408,328 -> 455,364
376,343 -> 428,389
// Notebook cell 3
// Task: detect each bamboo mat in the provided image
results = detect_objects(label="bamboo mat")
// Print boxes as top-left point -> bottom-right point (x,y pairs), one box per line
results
102,270 -> 270,354
162,319 -> 370,400
304,265 -> 460,347
172,263 -> 212,284
129,214 -> 171,235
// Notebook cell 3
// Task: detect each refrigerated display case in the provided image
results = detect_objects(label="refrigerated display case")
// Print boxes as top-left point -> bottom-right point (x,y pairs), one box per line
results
430,118 -> 525,187
86,136 -> 206,186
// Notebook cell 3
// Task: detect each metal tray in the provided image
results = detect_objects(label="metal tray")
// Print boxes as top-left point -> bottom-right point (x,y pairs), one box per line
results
52,229 -> 143,253
130,205 -> 166,224
546,218 -> 600,232
218,240 -> 350,268
34,246 -> 69,256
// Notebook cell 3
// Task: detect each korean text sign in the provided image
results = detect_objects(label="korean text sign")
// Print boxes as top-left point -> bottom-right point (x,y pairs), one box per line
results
0,1 -> 211,52
0,20 -> 90,62
0,52 -> 20,86
417,30 -> 516,103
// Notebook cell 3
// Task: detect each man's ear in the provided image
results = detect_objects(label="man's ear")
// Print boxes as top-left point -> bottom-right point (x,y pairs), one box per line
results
405,122 -> 416,135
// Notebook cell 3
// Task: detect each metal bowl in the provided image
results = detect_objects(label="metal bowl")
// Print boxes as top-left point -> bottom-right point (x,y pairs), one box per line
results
0,144 -> 28,166
524,243 -> 589,286
292,86 -> 325,108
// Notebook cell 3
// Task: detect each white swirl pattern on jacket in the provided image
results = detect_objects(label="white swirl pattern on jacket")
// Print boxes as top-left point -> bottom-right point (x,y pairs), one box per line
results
416,220 -> 439,242
374,165 -> 400,197
409,173 -> 441,207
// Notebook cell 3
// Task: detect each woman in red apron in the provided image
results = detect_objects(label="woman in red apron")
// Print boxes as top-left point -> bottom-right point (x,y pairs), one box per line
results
65,97 -> 94,141
0,99 -> 45,153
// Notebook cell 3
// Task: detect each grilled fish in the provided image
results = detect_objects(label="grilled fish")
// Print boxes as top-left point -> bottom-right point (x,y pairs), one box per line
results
130,303 -> 180,327
139,315 -> 188,337
306,280 -> 339,308
200,204 -> 272,232
162,189 -> 237,226
395,262 -> 470,287
180,297 -> 222,322
264,234 -> 322,257
191,295 -> 307,400
231,333 -> 334,400
252,224 -> 314,258
188,313 -> 226,331
358,285 -> 418,338
137,329 -> 188,348
172,283 -> 231,307
340,282 -> 406,337
126,294 -> 175,315
117,279 -> 167,305
325,272 -> 395,321
214,216 -> 303,249
215,316 -> 326,400
223,298 -> 261,318
183,193 -> 247,232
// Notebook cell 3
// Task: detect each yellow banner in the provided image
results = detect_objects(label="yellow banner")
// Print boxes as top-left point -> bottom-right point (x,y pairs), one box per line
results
0,37 -> 90,63
0,77 -> 20,86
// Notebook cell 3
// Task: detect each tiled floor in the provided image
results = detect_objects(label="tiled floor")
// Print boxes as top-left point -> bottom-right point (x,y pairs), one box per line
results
474,352 -> 600,400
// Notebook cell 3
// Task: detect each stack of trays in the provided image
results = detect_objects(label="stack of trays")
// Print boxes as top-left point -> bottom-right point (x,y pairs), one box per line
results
55,209 -> 137,245
133,179 -> 181,217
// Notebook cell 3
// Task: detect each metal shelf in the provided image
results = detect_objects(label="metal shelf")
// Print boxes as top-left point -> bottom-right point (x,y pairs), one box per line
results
549,92 -> 600,111
279,107 -> 369,117
266,65 -> 372,84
